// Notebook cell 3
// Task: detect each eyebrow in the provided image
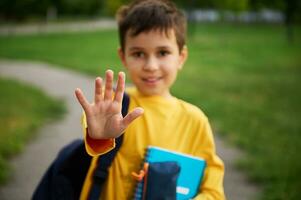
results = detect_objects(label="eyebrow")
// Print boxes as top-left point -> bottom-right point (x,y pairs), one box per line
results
128,46 -> 172,51
128,47 -> 144,51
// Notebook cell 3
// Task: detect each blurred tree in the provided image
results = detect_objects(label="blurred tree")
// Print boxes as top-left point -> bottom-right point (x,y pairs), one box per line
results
249,0 -> 285,10
0,0 -> 103,22
0,0 -> 51,21
1,0 -> 300,27
103,0 -> 131,16
179,0 -> 249,11
58,0 -> 102,16
249,0 -> 301,41
213,0 -> 249,11
283,0 -> 301,42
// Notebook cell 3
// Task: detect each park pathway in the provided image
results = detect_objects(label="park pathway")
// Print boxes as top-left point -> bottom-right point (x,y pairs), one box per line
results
0,18 -> 116,36
0,60 -> 259,199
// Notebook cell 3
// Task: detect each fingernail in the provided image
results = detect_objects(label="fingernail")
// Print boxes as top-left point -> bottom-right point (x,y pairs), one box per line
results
106,69 -> 113,74
137,107 -> 144,114
119,71 -> 125,78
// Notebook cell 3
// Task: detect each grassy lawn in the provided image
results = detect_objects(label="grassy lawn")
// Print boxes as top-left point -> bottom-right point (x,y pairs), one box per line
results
178,24 -> 301,200
0,24 -> 300,199
0,31 -> 122,75
0,78 -> 65,184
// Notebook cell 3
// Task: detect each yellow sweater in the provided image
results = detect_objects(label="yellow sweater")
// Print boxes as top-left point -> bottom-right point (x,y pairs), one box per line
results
80,88 -> 225,200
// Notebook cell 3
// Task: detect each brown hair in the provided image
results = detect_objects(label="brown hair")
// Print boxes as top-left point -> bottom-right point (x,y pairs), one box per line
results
116,0 -> 187,53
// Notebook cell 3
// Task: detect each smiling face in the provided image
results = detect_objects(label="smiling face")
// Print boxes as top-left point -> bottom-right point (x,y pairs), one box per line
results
119,29 -> 187,98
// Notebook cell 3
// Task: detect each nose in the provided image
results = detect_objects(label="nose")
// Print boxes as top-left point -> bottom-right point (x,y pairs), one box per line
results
143,55 -> 159,71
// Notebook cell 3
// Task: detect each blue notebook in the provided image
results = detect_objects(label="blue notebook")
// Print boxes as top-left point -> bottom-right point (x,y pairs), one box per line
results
133,146 -> 206,200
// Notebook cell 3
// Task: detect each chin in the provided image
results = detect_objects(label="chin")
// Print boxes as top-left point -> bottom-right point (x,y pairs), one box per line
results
138,88 -> 159,96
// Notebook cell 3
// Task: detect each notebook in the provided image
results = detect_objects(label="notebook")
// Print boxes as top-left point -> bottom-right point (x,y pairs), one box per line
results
133,146 -> 206,200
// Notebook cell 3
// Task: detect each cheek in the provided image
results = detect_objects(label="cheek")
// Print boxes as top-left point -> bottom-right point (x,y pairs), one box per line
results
164,56 -> 181,67
127,59 -> 144,69
163,66 -> 178,80
127,68 -> 140,81
162,59 -> 180,73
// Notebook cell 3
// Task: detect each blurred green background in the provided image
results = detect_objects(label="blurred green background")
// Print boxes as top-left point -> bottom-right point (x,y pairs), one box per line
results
0,0 -> 301,200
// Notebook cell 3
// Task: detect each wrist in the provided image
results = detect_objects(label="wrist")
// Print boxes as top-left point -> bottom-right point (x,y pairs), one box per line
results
85,128 -> 115,155
87,127 -> 109,140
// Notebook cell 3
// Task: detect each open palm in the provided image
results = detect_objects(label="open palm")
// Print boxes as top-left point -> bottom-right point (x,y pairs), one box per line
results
75,70 -> 143,139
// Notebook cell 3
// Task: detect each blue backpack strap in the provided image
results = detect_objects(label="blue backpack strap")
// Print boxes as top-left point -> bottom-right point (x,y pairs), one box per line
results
88,93 -> 130,200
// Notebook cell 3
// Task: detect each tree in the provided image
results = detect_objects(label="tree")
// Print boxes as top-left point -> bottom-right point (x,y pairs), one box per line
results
249,0 -> 301,42
102,0 -> 131,16
284,0 -> 301,42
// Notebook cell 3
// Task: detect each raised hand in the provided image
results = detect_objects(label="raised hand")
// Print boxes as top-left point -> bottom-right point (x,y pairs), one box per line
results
75,70 -> 144,139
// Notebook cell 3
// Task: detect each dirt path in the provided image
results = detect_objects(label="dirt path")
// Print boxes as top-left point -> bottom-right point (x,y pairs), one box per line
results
0,19 -> 116,36
0,60 -> 259,200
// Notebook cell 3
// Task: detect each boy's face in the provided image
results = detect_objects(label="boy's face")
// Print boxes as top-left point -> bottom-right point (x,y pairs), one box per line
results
118,29 -> 187,98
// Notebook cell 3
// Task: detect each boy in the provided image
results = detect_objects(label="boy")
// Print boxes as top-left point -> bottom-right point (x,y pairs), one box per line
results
75,0 -> 225,199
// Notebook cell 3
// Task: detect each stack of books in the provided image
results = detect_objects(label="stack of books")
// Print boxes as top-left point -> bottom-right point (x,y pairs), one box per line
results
133,146 -> 206,200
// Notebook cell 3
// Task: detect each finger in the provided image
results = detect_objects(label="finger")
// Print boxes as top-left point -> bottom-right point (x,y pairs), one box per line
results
94,77 -> 103,103
75,88 -> 90,112
122,107 -> 144,128
114,72 -> 125,103
104,70 -> 114,101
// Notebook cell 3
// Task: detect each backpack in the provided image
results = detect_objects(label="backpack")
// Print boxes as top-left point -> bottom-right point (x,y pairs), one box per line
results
32,93 -> 130,200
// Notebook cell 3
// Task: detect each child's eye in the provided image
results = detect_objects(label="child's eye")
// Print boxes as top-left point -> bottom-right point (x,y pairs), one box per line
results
158,50 -> 170,57
132,52 -> 144,58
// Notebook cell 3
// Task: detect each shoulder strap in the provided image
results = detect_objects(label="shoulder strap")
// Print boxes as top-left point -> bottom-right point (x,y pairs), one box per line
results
88,93 -> 130,200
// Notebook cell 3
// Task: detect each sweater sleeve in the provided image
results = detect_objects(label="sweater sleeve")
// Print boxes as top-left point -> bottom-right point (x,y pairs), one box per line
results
81,112 -> 115,156
192,117 -> 226,200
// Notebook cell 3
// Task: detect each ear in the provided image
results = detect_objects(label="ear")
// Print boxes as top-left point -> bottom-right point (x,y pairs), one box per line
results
118,47 -> 127,69
178,45 -> 188,70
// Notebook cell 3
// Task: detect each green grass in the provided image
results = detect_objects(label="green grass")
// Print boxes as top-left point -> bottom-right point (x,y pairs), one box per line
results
0,24 -> 300,199
0,30 -> 122,75
176,24 -> 301,200
0,78 -> 65,184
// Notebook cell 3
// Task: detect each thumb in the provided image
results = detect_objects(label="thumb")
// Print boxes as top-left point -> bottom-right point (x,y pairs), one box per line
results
122,107 -> 144,128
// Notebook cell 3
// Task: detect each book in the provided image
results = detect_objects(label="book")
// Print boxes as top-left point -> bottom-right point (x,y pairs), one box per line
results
133,146 -> 206,200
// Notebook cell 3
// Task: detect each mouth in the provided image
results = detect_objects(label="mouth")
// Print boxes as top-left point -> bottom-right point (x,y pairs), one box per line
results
141,77 -> 162,85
